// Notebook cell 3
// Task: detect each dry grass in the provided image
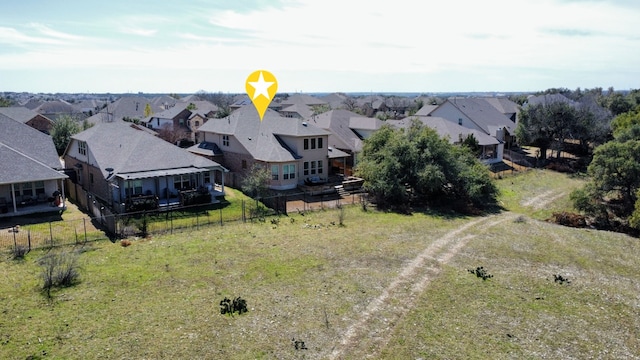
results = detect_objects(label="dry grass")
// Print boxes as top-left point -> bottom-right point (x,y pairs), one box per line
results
0,171 -> 638,359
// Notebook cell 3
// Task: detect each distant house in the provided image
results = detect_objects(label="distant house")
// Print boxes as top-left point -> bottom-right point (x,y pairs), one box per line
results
85,95 -> 179,124
0,114 -> 68,217
279,93 -> 328,108
428,97 -> 519,163
0,106 -> 55,134
192,105 -> 332,190
280,103 -> 314,119
63,121 -> 227,214
33,100 -> 82,121
387,116 -> 500,159
143,101 -> 219,145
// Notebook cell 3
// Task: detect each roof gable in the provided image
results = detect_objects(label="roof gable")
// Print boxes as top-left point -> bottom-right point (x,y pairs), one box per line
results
0,114 -> 62,169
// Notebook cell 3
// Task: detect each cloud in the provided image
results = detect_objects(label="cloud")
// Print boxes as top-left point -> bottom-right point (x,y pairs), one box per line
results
119,27 -> 158,37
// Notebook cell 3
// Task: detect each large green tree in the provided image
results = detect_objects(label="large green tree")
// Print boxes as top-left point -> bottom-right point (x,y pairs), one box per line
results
517,98 -> 611,159
516,101 -> 576,160
356,120 -> 498,211
50,115 -> 81,155
571,110 -> 640,229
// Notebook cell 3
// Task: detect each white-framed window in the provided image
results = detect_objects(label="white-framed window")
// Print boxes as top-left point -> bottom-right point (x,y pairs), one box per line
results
222,135 -> 229,146
458,118 -> 463,125
310,161 -> 316,175
303,162 -> 309,176
311,138 -> 316,149
271,165 -> 279,180
283,164 -> 296,180
304,138 -> 309,150
318,137 -> 323,149
317,160 -> 323,174
204,171 -> 211,184
78,141 -> 87,156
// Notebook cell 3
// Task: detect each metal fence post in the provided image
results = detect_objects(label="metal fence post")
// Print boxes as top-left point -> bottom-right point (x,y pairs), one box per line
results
28,230 -> 31,251
219,207 -> 223,226
49,222 -> 54,247
83,218 -> 87,244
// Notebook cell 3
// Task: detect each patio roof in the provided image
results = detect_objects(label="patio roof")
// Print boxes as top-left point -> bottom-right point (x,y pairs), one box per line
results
115,167 -> 221,181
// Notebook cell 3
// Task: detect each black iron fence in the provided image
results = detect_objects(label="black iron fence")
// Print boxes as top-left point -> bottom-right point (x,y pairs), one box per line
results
2,189 -> 369,253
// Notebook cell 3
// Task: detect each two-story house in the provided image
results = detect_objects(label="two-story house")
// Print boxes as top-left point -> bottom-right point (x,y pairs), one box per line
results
192,105 -> 332,190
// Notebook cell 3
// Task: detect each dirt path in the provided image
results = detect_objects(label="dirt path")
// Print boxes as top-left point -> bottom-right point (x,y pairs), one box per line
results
328,213 -> 516,359
521,190 -> 566,210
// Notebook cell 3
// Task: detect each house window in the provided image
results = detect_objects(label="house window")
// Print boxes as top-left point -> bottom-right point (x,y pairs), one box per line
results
78,141 -> 87,156
19,182 -> 34,197
318,137 -> 323,149
311,138 -> 316,149
317,160 -> 323,174
303,162 -> 309,176
204,171 -> 211,184
310,161 -> 316,175
271,165 -> 279,180
242,160 -> 247,169
174,175 -> 191,190
458,118 -> 463,125
304,138 -> 309,150
283,164 -> 296,180
195,121 -> 200,127
133,180 -> 143,195
222,135 -> 229,146
35,181 -> 45,195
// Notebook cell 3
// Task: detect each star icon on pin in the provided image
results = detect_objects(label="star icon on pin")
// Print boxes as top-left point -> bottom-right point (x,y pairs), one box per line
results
248,71 -> 275,100
245,70 -> 278,121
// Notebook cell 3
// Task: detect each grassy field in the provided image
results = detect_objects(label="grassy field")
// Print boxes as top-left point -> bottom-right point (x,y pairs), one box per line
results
1,169 -> 639,359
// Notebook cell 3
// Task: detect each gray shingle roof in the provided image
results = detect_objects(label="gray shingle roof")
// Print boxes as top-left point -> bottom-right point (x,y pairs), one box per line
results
442,98 -> 516,134
305,109 -> 366,152
197,105 -> 329,162
0,114 -> 66,185
280,94 -> 327,106
0,106 -> 50,124
388,116 -> 499,146
69,121 -> 225,179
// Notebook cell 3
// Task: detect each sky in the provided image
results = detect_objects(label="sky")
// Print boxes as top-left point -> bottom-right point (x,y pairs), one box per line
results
0,0 -> 639,94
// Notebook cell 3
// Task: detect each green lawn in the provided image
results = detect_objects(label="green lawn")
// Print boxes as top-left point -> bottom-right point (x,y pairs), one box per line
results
1,170 -> 638,359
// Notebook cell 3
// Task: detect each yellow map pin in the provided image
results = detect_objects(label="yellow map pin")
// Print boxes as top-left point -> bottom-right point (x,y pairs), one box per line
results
245,70 -> 278,121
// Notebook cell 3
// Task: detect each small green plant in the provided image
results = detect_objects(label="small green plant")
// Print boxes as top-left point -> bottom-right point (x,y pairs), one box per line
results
337,204 -> 345,226
11,244 -> 29,260
219,296 -> 248,315
468,266 -> 493,280
292,338 -> 308,350
553,274 -> 571,285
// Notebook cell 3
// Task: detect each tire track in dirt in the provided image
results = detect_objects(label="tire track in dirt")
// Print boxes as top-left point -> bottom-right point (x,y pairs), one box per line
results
328,213 -> 516,360
521,190 -> 567,210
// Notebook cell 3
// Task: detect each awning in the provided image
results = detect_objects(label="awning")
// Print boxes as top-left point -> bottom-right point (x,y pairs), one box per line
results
327,147 -> 350,159
116,167 -> 213,181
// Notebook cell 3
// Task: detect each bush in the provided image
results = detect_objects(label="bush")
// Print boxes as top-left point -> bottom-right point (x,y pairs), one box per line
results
11,244 -> 29,260
549,212 -> 587,228
39,251 -> 81,297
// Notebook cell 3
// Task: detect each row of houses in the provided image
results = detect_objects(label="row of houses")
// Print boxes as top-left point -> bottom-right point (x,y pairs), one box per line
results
1,92 -> 529,219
